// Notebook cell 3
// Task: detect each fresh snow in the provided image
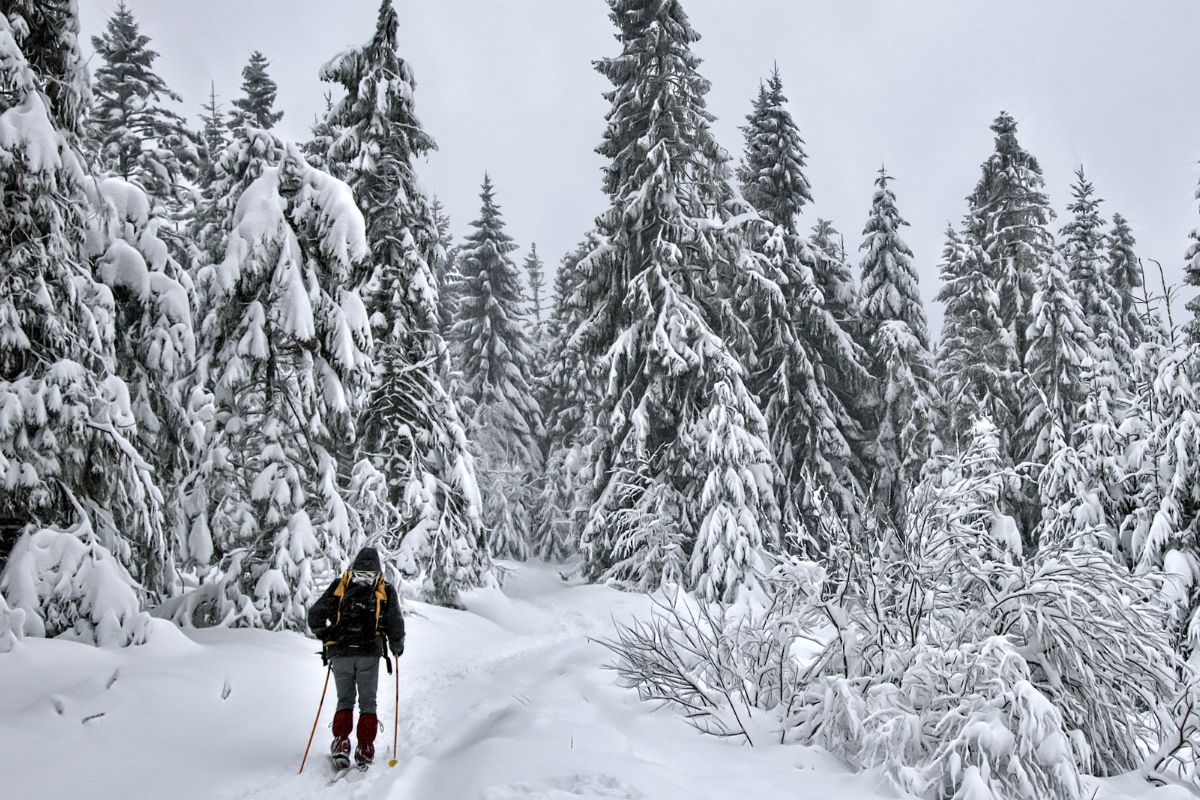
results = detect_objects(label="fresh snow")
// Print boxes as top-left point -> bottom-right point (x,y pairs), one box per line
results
0,562 -> 1187,800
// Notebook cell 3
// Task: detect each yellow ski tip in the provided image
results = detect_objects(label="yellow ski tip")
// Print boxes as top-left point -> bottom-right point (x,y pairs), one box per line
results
387,759 -> 398,767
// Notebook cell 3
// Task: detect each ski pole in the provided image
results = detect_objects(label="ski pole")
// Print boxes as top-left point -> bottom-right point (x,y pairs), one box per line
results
299,664 -> 331,775
388,657 -> 399,767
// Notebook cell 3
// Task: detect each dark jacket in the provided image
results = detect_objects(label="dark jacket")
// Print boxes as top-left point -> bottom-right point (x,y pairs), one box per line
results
307,548 -> 405,660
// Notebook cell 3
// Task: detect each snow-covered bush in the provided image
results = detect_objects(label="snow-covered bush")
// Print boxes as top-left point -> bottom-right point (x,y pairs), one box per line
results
606,589 -> 798,746
600,460 -> 689,592
1,517 -> 150,647
609,431 -> 1185,799
0,590 -> 25,652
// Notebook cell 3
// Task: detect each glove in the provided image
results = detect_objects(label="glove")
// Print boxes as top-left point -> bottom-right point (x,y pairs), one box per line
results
391,638 -> 405,658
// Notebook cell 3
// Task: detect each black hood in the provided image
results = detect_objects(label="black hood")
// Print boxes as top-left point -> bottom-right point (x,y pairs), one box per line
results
351,547 -> 381,573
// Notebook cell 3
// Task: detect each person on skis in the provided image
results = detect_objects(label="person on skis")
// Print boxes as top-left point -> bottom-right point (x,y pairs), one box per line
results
307,546 -> 405,769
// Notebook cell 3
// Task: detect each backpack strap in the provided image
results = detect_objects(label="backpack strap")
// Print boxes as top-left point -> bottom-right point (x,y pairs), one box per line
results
330,570 -> 352,636
373,574 -> 386,636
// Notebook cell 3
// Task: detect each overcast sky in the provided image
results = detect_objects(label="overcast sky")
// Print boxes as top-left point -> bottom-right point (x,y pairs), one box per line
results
78,0 -> 1200,333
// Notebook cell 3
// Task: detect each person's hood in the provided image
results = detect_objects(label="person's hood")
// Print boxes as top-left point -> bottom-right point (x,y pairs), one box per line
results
351,547 -> 382,573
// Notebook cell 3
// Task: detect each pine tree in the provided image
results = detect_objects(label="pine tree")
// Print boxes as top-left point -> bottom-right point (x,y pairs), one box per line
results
320,0 -> 492,603
967,113 -> 1053,367
90,177 -> 201,594
524,243 -> 547,332
577,0 -> 779,592
87,2 -> 198,211
186,135 -> 372,630
810,218 -> 862,337
1023,250 -> 1094,465
431,197 -> 460,338
302,92 -> 337,171
230,50 -> 283,131
0,0 -> 161,644
190,82 -> 230,266
1185,175 -> 1200,346
1061,167 -> 1129,369
1106,212 -> 1147,352
733,69 -> 870,537
1123,345 -> 1200,651
451,175 -> 544,559
857,168 -> 936,525
534,236 -> 604,560
737,66 -> 811,230
197,82 -> 228,185
936,225 -> 1013,448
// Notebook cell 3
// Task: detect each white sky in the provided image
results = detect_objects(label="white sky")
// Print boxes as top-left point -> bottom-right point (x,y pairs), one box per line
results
77,0 -> 1200,333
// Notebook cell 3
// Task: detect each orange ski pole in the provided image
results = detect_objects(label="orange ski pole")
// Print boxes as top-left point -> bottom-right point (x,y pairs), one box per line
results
388,658 -> 400,767
299,664 -> 331,774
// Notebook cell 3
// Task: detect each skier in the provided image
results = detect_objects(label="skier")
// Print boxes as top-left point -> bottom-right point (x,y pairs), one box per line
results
307,547 -> 405,770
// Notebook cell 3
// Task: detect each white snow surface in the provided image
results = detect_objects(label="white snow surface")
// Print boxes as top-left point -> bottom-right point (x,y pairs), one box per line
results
0,562 -> 1188,800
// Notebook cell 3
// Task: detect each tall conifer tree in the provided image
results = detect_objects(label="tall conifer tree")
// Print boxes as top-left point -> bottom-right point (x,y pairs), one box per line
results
1061,168 -> 1129,369
186,134 -> 371,630
1106,212 -> 1147,353
0,0 -> 163,644
577,0 -> 780,599
858,168 -> 936,525
451,175 -> 544,559
735,69 -> 871,535
320,0 -> 492,602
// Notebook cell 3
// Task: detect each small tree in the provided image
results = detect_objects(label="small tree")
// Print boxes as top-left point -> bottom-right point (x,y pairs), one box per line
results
230,50 -> 283,131
87,2 -> 198,211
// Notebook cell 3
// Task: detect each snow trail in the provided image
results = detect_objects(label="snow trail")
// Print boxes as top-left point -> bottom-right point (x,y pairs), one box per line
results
2,562 -> 1173,799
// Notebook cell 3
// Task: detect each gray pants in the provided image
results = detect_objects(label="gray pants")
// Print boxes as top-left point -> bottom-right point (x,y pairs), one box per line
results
331,655 -> 380,715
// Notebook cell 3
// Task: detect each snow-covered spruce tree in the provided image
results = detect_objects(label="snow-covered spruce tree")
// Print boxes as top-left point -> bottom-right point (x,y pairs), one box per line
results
431,196 -> 461,338
967,112 -> 1054,370
1106,211 -> 1147,353
1037,338 -> 1126,553
1023,250 -> 1093,465
946,113 -> 1056,527
857,168 -> 937,528
450,175 -> 544,560
88,177 -> 201,596
576,0 -> 780,597
524,243 -> 547,333
737,66 -> 812,230
181,135 -> 371,630
0,0 -> 160,645
734,68 -> 870,538
319,0 -> 492,603
86,1 -> 198,212
189,82 -> 231,267
935,225 -> 1013,451
533,237 -> 603,561
1186,175 -> 1200,346
301,92 -> 338,172
1124,344 -> 1200,651
197,82 -> 227,181
1061,167 -> 1130,370
809,217 -> 863,343
230,50 -> 283,131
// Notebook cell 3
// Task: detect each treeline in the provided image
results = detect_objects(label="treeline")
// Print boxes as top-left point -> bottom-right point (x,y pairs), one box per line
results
1,0 -> 1199,674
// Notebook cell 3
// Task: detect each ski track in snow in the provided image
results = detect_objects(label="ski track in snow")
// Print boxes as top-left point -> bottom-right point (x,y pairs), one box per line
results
1,562 -> 1184,800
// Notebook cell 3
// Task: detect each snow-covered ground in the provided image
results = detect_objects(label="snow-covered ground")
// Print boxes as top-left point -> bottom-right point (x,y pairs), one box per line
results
0,562 -> 1190,800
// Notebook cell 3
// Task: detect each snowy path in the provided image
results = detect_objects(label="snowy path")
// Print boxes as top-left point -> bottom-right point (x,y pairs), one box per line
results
0,562 -> 1171,800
